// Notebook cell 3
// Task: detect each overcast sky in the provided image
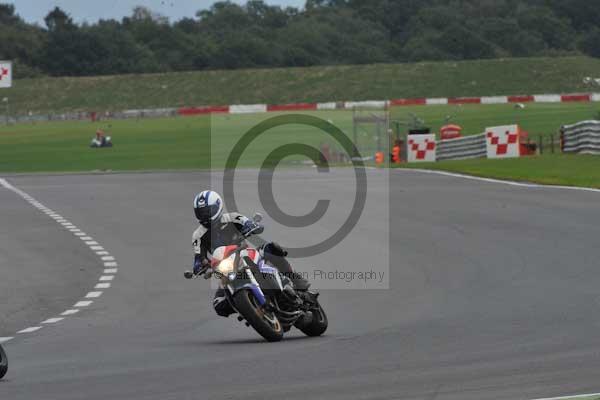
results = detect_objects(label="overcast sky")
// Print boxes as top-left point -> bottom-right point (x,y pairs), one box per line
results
5,0 -> 306,25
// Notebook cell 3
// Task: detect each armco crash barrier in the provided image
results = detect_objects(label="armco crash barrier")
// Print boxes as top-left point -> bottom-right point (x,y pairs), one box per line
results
436,133 -> 486,161
562,120 -> 600,155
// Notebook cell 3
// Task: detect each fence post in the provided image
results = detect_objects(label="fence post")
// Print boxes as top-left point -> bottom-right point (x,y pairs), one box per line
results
560,128 -> 565,153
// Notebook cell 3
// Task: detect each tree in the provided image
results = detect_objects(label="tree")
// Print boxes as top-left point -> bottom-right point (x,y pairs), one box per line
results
44,7 -> 74,32
0,3 -> 19,25
580,28 -> 600,58
0,0 -> 597,78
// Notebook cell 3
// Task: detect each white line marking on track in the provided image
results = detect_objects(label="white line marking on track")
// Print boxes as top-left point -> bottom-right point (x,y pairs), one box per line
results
0,177 -> 120,341
95,283 -> 111,289
397,168 -> 600,193
18,327 -> 42,334
531,393 -> 600,400
42,318 -> 64,324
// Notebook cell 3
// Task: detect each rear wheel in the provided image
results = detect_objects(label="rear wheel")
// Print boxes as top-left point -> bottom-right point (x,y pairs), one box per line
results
0,344 -> 7,379
298,304 -> 328,337
234,290 -> 283,342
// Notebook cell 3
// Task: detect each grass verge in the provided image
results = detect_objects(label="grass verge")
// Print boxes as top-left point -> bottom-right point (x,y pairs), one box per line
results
396,154 -> 600,189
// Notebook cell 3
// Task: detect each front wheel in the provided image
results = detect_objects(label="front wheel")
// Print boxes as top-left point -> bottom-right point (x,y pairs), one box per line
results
0,344 -> 7,379
298,304 -> 328,337
233,290 -> 283,342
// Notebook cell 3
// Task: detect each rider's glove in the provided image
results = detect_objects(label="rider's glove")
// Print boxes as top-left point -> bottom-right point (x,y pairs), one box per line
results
193,254 -> 207,275
240,221 -> 264,237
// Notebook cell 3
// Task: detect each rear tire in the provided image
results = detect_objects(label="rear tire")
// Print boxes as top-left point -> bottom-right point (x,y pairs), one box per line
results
0,344 -> 7,379
234,290 -> 283,342
298,304 -> 328,337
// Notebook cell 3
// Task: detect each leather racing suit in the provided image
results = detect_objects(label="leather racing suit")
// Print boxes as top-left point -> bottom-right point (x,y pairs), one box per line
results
192,212 -> 309,317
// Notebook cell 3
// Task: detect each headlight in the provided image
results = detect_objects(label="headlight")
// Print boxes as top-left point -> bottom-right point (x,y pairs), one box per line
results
215,258 -> 235,276
227,272 -> 237,281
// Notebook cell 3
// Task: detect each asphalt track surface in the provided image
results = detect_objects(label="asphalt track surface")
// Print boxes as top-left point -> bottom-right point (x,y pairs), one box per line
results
1,169 -> 600,400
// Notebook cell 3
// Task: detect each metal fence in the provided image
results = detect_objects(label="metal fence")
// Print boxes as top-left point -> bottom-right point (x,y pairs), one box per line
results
561,120 -> 600,155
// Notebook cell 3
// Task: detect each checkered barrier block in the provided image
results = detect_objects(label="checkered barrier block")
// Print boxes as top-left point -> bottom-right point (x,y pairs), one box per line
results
407,134 -> 436,162
485,125 -> 520,159
0,61 -> 12,88
562,120 -> 600,155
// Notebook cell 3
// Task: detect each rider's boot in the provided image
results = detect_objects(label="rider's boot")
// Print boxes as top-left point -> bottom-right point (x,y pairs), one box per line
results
213,289 -> 235,317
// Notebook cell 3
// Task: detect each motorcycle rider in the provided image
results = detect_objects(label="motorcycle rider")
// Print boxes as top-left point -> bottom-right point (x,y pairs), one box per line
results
187,190 -> 311,318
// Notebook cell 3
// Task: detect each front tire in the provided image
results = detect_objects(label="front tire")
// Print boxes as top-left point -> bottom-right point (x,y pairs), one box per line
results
234,290 -> 283,342
298,304 -> 328,337
0,344 -> 7,379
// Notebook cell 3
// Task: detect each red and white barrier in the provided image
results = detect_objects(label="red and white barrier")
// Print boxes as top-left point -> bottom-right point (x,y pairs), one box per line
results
229,104 -> 268,114
177,106 -> 229,116
407,134 -> 437,162
425,98 -> 448,105
316,102 -> 337,110
486,125 -> 520,159
533,94 -> 561,103
267,103 -> 317,112
344,100 -> 388,109
481,96 -> 508,104
172,92 -> 600,118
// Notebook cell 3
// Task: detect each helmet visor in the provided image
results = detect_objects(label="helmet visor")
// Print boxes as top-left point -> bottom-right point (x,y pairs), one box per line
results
195,204 -> 220,224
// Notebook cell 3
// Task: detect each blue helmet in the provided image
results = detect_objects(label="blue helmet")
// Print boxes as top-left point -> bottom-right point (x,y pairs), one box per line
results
193,190 -> 223,228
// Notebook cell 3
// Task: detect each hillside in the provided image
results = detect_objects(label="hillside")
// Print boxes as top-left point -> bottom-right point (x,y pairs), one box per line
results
3,56 -> 600,115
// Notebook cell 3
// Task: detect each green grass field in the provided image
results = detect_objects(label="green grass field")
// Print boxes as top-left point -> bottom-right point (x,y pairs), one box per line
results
396,155 -> 600,189
3,56 -> 600,115
0,110 -> 356,173
391,102 -> 600,138
1,103 -> 599,189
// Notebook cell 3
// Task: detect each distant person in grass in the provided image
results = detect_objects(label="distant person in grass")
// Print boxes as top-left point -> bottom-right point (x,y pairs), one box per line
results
90,128 -> 113,148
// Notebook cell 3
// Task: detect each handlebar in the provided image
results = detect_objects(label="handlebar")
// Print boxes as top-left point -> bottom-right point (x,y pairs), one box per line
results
185,224 -> 262,280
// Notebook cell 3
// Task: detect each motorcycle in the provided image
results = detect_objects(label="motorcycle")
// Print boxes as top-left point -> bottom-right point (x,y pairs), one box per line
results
185,214 -> 328,342
0,344 -> 7,379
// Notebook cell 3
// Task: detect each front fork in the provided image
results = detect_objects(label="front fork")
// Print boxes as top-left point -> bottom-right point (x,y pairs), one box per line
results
225,268 -> 267,309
